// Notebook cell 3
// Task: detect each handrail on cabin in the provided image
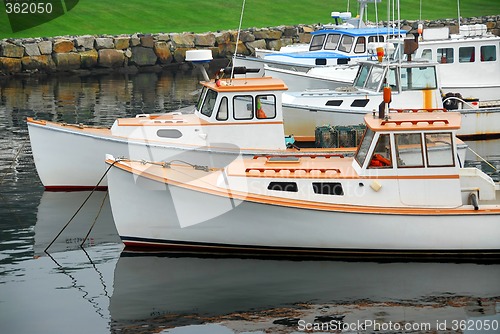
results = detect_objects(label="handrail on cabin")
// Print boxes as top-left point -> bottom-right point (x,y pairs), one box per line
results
390,108 -> 448,113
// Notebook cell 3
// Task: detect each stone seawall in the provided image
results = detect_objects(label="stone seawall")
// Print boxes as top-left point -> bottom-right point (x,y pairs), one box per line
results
1,15 -> 499,76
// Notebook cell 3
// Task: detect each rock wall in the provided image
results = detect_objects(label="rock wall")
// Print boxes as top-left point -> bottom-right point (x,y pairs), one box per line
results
0,15 -> 499,76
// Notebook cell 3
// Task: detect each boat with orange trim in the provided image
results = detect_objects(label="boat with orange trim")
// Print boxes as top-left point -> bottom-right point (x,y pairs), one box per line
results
105,110 -> 500,255
27,62 -> 352,191
26,51 -> 468,191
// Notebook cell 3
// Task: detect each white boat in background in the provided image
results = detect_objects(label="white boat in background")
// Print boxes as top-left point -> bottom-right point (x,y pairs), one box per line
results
266,24 -> 500,108
280,57 -> 443,137
234,0 -> 406,78
418,25 -> 500,108
28,51 -> 358,191
106,111 -> 500,256
280,54 -> 500,141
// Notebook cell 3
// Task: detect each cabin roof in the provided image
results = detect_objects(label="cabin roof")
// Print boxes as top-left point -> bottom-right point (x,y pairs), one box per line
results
201,77 -> 288,92
311,27 -> 407,37
365,112 -> 462,132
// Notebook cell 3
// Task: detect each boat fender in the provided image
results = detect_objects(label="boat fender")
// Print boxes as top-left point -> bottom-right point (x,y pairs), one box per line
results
469,192 -> 479,211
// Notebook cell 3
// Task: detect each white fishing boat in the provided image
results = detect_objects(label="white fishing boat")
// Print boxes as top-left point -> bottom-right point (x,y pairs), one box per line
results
280,54 -> 500,140
27,50 -> 359,190
234,0 -> 405,79
280,56 -> 443,136
419,25 -> 500,108
266,24 -> 500,107
106,110 -> 500,256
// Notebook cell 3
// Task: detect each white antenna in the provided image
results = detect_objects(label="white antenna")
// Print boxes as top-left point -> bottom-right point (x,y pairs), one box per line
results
230,0 -> 246,84
457,0 -> 461,31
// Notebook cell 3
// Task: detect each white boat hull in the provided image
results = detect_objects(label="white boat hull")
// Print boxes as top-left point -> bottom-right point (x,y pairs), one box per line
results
107,163 -> 500,254
282,102 -> 500,139
264,65 -> 355,91
27,121 -> 241,189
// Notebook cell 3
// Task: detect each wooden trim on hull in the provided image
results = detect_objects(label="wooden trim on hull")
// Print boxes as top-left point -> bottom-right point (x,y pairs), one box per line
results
121,237 -> 500,261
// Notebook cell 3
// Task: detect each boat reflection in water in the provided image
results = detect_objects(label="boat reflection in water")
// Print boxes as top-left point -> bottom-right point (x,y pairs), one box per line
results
110,251 -> 500,333
34,191 -> 120,255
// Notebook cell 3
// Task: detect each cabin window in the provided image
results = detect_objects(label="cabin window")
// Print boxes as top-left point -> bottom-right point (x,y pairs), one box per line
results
459,46 -> 475,62
200,89 -> 217,117
387,67 -> 398,90
338,35 -> 354,53
395,133 -> 424,168
355,127 -> 375,167
353,63 -> 371,88
216,97 -> 228,121
233,95 -> 253,120
324,34 -> 340,50
481,45 -> 496,62
312,182 -> 344,196
437,48 -> 454,64
354,36 -> 366,53
365,66 -> 384,90
157,129 -> 182,139
368,134 -> 392,168
309,34 -> 326,51
256,95 -> 276,119
425,132 -> 455,167
420,49 -> 433,60
400,66 -> 437,91
268,182 -> 298,192
196,87 -> 207,111
368,36 -> 384,43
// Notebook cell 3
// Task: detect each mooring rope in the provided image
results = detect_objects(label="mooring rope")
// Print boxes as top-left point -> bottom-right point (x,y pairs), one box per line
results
80,191 -> 109,247
44,159 -> 120,253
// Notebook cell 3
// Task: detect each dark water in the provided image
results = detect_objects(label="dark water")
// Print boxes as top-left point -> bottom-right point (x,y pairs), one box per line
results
1,68 -> 500,334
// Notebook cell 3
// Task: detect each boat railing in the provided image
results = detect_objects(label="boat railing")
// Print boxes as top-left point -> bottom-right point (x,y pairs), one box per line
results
245,167 -> 342,177
390,108 -> 447,113
252,154 -> 346,160
380,118 -> 449,126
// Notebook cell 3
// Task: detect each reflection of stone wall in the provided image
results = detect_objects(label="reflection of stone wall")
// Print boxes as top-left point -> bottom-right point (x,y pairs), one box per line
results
0,15 -> 499,76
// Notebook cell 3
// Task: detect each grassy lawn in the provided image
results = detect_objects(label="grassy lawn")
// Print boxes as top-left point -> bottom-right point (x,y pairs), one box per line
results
0,0 -> 498,39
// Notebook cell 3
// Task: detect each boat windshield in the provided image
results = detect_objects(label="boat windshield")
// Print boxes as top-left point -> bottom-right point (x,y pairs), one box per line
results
200,89 -> 218,117
309,34 -> 326,51
353,63 -> 371,88
196,86 -> 207,112
355,127 -> 375,167
354,64 -> 384,91
400,66 -> 437,90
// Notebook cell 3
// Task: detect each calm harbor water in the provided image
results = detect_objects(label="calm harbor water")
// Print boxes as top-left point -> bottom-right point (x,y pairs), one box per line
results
1,67 -> 500,334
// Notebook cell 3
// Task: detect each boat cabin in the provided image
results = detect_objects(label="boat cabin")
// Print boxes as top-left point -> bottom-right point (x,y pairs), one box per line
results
353,112 -> 461,173
229,112 -> 497,209
413,25 -> 500,107
352,59 -> 438,95
265,27 -> 407,67
112,77 -> 292,151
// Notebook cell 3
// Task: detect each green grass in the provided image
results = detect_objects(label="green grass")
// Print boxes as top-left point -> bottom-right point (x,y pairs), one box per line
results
0,0 -> 498,39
